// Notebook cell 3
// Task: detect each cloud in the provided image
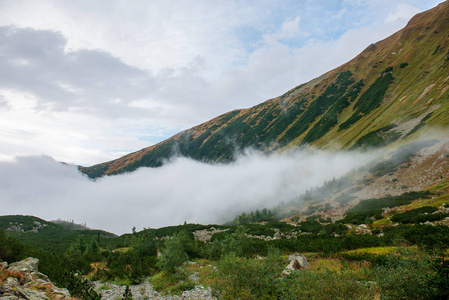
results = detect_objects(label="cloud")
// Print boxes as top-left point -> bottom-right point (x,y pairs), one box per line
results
0,26 -> 154,118
263,16 -> 302,46
386,4 -> 422,23
0,150 -> 370,234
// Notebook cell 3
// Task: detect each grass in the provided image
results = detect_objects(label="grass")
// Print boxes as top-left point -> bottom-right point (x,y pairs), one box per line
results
149,259 -> 218,295
112,247 -> 131,253
87,262 -> 108,279
427,179 -> 449,193
398,193 -> 449,210
98,284 -> 110,290
343,246 -> 398,256
184,259 -> 217,287
309,257 -> 344,272
149,272 -> 180,294
372,218 -> 393,228
110,277 -> 133,286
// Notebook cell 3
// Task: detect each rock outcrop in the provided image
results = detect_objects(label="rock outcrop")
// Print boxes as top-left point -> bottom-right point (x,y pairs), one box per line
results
282,254 -> 311,275
0,257 -> 72,300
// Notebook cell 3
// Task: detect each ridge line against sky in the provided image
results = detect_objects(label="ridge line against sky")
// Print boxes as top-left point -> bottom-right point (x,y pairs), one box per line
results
0,0 -> 443,165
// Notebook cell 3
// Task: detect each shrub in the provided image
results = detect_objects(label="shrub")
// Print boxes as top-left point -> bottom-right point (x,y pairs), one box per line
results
391,206 -> 447,224
218,226 -> 254,258
169,281 -> 196,295
157,234 -> 189,274
278,270 -> 375,300
214,248 -> 284,299
375,252 -> 435,299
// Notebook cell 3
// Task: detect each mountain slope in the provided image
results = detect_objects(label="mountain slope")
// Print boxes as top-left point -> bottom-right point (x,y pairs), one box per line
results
0,215 -> 117,252
81,1 -> 449,178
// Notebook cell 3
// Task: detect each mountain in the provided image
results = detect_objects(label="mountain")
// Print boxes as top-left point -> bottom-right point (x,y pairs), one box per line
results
80,1 -> 449,178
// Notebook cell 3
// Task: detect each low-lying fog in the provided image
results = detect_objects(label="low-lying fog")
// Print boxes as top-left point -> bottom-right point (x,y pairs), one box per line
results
0,150 -> 372,234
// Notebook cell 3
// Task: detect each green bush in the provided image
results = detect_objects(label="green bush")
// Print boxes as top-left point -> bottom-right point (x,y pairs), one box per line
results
157,233 -> 189,274
169,281 -> 196,295
214,248 -> 283,299
59,271 -> 101,300
131,230 -> 157,257
391,206 -> 447,224
220,226 -> 253,258
278,270 -> 375,300
375,251 -> 435,299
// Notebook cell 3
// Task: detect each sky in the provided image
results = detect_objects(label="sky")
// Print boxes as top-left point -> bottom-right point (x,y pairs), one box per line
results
0,0 -> 443,166
0,0 -> 445,234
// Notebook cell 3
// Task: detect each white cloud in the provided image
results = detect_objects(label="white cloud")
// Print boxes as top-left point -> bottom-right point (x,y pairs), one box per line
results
386,4 -> 422,23
263,16 -> 302,45
0,89 -> 156,165
0,150 -> 370,234
0,0 -> 257,73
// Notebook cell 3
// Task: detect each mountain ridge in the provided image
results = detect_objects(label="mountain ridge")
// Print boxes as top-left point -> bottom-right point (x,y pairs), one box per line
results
80,0 -> 449,178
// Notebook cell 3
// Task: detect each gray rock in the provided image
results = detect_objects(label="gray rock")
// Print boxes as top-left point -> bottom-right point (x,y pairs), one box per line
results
15,286 -> 49,300
5,276 -> 20,287
52,287 -> 71,298
31,271 -> 50,283
282,254 -> 311,275
1,257 -> 73,299
189,272 -> 200,282
8,257 -> 39,273
0,261 -> 8,271
23,273 -> 35,285
0,296 -> 21,300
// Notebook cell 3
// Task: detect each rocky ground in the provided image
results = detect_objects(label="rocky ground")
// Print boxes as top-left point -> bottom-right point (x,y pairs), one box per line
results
92,281 -> 215,300
0,257 -> 215,300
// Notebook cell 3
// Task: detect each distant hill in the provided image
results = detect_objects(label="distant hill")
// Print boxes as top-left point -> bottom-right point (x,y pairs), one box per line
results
0,215 -> 117,252
51,219 -> 90,231
80,1 -> 449,179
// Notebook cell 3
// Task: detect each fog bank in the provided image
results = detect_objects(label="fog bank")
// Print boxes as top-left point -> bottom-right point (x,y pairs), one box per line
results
0,150 -> 371,234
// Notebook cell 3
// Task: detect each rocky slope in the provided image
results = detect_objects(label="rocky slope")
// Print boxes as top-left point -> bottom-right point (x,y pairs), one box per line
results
0,257 -> 72,300
80,1 -> 449,179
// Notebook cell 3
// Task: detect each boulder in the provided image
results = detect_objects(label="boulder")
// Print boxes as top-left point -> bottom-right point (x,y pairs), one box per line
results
0,261 -> 8,271
5,277 -> 20,287
14,286 -> 49,300
8,257 -> 39,273
282,253 -> 311,275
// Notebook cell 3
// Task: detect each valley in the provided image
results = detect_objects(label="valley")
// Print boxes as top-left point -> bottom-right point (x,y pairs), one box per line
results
2,1 -> 449,299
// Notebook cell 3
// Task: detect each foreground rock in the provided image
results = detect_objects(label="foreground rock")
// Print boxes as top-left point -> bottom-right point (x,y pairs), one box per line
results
282,253 -> 311,275
0,257 -> 72,300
